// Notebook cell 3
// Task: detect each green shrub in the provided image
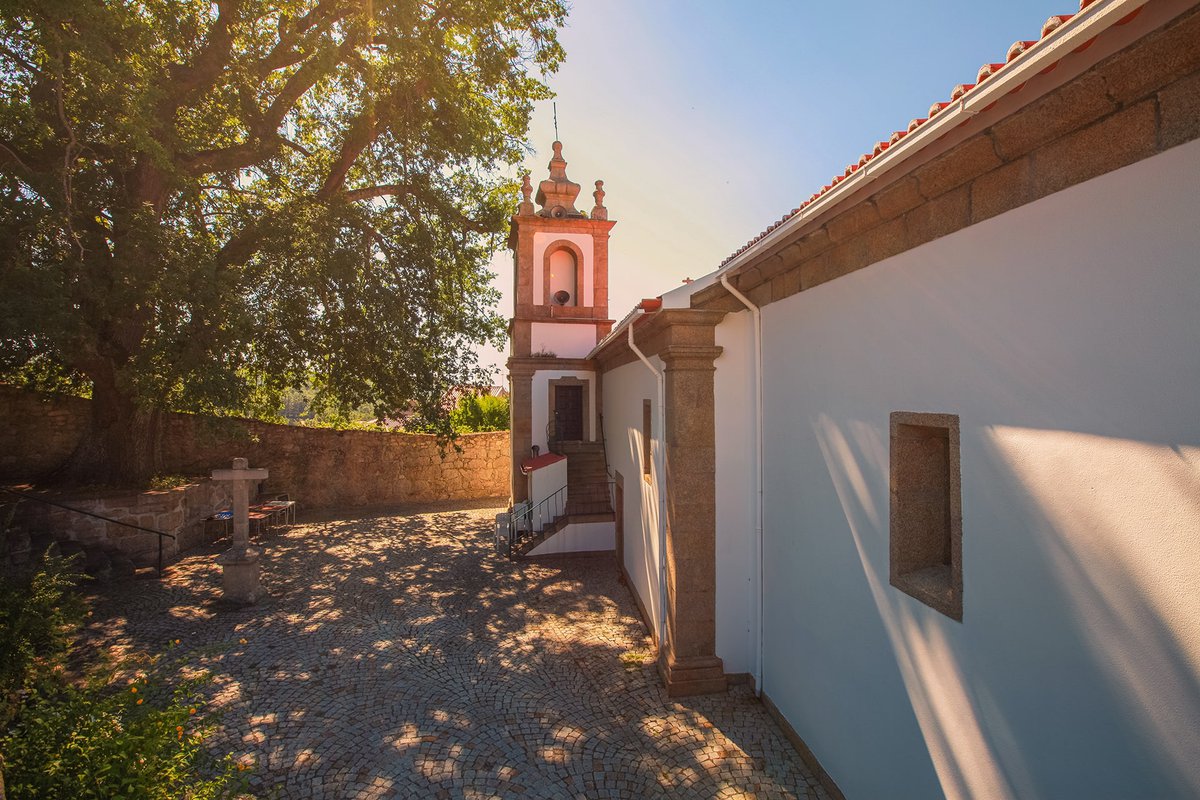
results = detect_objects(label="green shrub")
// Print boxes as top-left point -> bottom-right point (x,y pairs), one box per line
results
0,547 -> 84,728
0,672 -> 247,799
147,474 -> 192,491
450,393 -> 509,433
0,541 -> 249,797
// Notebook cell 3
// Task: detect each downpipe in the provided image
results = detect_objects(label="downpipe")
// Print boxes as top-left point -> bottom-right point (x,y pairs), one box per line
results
628,316 -> 669,651
720,273 -> 764,698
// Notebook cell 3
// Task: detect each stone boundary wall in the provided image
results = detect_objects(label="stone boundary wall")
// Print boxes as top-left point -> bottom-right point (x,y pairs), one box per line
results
13,481 -> 233,566
0,385 -> 511,508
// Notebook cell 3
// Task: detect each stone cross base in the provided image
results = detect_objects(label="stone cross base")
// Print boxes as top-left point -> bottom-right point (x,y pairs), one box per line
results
217,546 -> 263,605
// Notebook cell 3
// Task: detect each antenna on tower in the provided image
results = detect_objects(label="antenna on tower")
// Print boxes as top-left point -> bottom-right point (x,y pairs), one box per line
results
553,102 -> 559,141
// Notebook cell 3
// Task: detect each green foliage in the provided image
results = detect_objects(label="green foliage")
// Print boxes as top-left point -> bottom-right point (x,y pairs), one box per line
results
147,474 -> 191,490
0,544 -> 84,730
450,392 -> 509,432
1,671 -> 247,799
0,540 -> 247,797
279,383 -> 379,428
0,0 -> 567,478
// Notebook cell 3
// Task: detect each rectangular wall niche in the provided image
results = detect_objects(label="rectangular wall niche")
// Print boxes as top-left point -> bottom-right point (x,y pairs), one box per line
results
890,412 -> 962,621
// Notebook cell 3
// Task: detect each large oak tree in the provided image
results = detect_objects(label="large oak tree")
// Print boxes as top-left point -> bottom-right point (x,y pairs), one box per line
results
0,0 -> 563,483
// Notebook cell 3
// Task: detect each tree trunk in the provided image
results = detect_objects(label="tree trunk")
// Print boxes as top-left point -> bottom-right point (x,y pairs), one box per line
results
53,361 -> 160,487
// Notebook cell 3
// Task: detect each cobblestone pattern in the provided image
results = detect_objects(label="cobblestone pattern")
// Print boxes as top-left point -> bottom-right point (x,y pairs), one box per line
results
83,503 -> 828,799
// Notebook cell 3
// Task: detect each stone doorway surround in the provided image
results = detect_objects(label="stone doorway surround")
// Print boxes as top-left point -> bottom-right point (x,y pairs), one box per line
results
547,375 -> 591,443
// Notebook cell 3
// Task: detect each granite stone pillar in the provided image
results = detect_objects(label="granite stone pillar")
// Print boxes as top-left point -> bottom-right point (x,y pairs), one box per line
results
509,365 -> 535,503
657,314 -> 727,696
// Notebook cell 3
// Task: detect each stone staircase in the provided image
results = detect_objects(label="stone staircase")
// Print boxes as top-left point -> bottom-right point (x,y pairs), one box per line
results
509,441 -> 613,557
557,441 -> 614,518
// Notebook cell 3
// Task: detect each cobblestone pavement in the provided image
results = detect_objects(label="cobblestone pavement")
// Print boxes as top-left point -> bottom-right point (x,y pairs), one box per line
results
83,503 -> 829,799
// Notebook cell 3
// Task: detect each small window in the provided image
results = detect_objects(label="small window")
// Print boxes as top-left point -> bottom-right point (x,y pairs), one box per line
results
890,412 -> 962,621
642,399 -> 653,480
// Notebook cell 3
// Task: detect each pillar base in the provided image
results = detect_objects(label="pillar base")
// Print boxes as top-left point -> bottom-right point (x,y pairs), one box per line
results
217,546 -> 263,605
658,652 -> 727,697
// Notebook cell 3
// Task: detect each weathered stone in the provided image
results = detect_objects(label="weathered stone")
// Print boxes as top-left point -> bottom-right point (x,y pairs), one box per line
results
1159,68 -> 1200,151
990,71 -> 1117,160
913,134 -> 1003,199
1029,100 -> 1157,200
971,156 -> 1033,224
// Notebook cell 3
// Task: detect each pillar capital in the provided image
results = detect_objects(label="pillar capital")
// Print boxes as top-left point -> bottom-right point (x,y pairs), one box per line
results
659,344 -> 723,371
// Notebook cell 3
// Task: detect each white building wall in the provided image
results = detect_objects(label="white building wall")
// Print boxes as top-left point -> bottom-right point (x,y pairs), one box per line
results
713,311 -> 756,676
759,139 -> 1200,800
531,322 -> 598,359
533,231 -> 595,307
527,459 -> 567,515
531,369 -> 596,453
526,521 -> 614,556
601,357 -> 664,642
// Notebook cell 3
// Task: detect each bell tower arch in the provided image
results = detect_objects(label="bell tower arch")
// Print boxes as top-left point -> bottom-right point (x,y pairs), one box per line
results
506,141 -> 616,501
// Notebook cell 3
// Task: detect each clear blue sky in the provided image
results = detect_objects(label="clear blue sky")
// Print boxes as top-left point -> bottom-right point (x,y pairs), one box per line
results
479,0 -> 1065,374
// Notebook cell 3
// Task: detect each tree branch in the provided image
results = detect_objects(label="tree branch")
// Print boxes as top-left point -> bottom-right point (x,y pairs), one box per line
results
343,184 -> 409,202
164,0 -> 242,108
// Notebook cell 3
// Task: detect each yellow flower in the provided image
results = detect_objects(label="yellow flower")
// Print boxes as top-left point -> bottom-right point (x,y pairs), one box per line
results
136,698 -> 143,705
174,638 -> 181,645
130,687 -> 137,694
239,638 -> 248,644
189,708 -> 197,715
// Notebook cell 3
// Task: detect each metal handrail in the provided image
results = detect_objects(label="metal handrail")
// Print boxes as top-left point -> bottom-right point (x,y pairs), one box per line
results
1,486 -> 176,576
598,412 -> 612,479
507,483 -> 568,556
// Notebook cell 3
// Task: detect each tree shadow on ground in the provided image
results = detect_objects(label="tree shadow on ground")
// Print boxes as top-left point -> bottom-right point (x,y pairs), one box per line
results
78,505 -> 821,800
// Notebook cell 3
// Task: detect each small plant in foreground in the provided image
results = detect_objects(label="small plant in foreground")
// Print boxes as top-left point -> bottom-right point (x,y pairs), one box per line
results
0,538 -> 249,798
0,671 -> 248,799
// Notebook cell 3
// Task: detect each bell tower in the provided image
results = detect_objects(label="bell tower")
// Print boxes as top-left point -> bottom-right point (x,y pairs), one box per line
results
507,141 -> 615,501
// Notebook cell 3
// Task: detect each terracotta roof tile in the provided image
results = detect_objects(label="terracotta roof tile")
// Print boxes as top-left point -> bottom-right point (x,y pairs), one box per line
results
520,453 -> 566,474
1006,39 -> 1038,62
977,62 -> 1007,82
951,83 -> 976,100
715,4 -> 1103,270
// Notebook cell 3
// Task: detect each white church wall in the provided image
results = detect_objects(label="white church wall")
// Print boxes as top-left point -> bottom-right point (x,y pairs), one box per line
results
601,357 -> 664,643
531,369 -> 596,453
530,322 -> 597,359
527,458 -> 567,513
525,521 -> 615,556
758,139 -> 1200,800
533,231 -> 595,307
713,310 -> 756,676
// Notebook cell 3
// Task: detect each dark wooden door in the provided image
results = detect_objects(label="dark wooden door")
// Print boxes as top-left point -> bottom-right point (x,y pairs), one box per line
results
555,385 -> 583,440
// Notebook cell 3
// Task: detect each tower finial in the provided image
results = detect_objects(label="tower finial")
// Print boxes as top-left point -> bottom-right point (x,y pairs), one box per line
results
591,180 -> 607,220
535,140 -> 581,217
518,171 -> 534,216
553,101 -> 559,142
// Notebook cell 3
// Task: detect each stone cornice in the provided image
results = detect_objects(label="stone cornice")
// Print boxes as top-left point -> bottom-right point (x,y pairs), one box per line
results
507,215 -> 617,249
507,356 -> 597,376
594,308 -> 728,372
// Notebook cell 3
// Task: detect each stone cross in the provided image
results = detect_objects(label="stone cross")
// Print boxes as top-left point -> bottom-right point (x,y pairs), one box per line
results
211,457 -> 268,604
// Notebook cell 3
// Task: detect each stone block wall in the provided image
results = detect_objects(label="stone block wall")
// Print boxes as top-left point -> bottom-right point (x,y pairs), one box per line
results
0,385 -> 512,509
13,480 -> 233,566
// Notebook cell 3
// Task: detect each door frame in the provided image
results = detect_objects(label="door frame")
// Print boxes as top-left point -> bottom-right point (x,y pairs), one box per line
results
546,376 -> 591,442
